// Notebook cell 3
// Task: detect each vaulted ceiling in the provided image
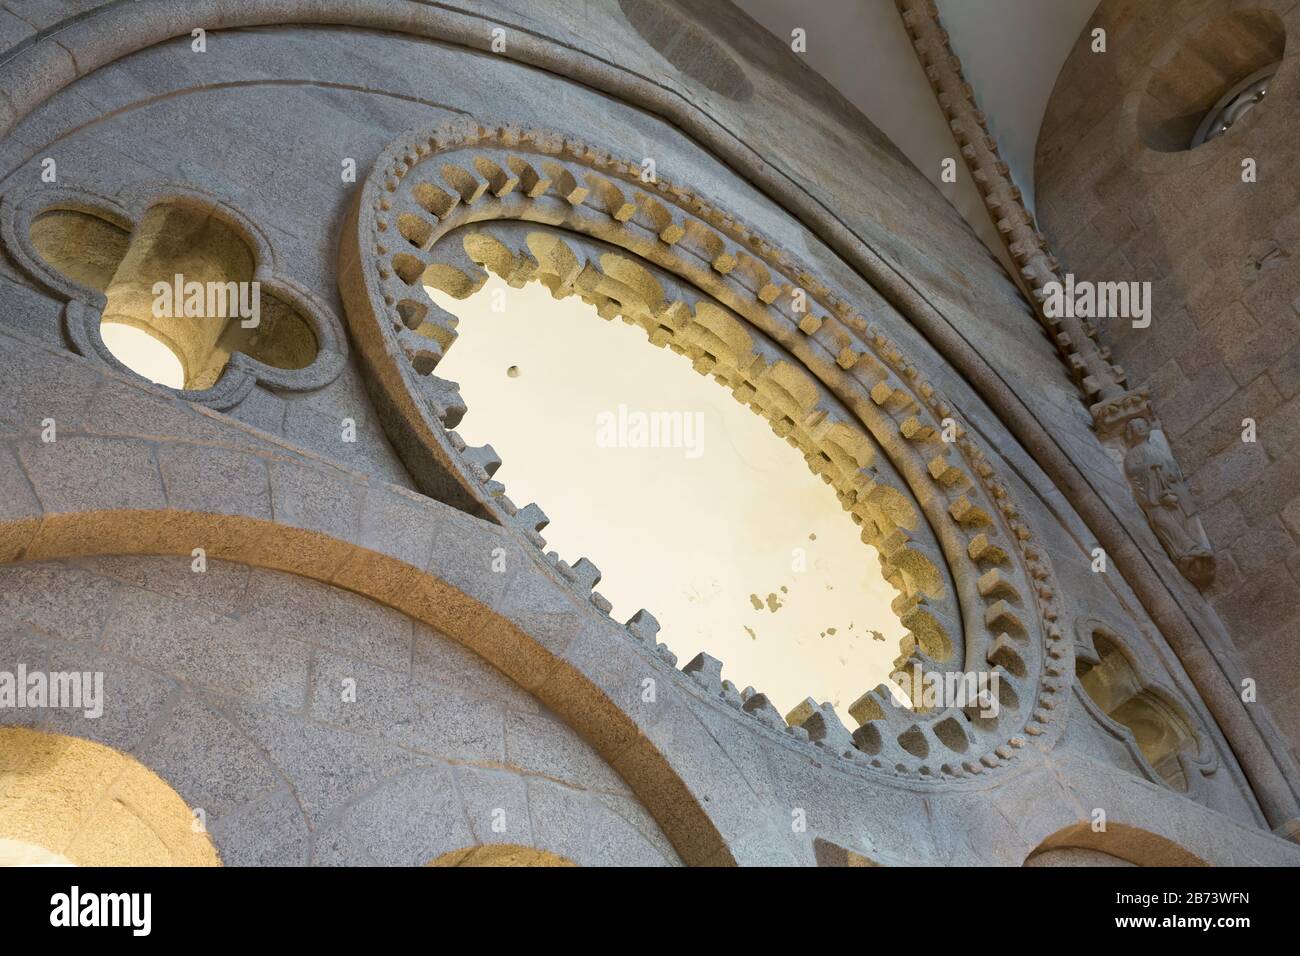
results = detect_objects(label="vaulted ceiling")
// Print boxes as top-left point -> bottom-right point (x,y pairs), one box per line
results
734,0 -> 1101,256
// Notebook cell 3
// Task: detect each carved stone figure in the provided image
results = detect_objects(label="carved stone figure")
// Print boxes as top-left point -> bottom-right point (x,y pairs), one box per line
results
1123,418 -> 1215,587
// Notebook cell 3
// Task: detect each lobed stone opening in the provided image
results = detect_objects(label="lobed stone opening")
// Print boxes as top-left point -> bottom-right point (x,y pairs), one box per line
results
29,201 -> 319,390
1078,632 -> 1200,791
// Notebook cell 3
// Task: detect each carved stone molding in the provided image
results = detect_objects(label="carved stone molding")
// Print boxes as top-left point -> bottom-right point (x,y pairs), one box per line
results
339,116 -> 1077,784
1091,387 -> 1154,441
895,0 -> 1125,404
896,0 -> 1216,589
1073,617 -> 1219,797
0,181 -> 347,408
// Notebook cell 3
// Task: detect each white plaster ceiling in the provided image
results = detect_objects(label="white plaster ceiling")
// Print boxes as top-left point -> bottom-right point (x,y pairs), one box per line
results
733,0 -> 1100,256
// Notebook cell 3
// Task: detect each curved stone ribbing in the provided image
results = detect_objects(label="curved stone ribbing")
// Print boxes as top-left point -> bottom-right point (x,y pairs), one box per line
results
339,117 -> 1074,780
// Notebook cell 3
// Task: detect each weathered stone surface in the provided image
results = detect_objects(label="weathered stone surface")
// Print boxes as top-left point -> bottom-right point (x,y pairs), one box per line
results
1038,0 -> 1300,760
75,553 -> 252,615
505,708 -> 628,794
0,624 -> 49,729
20,435 -> 163,514
0,445 -> 40,562
134,696 -> 282,819
100,585 -> 312,710
207,787 -> 310,867
157,443 -> 272,520
341,766 -> 473,867
0,561 -> 118,644
0,0 -> 1297,868
310,648 -> 506,762
411,620 -> 539,712
42,641 -> 176,753
456,765 -> 533,847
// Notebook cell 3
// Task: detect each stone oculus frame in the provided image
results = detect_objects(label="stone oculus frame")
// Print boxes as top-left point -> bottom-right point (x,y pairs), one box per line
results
340,117 -> 1082,781
0,182 -> 347,408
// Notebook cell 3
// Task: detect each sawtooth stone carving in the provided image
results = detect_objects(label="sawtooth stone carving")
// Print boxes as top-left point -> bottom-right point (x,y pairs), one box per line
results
339,117 -> 1076,782
1123,418 -> 1215,588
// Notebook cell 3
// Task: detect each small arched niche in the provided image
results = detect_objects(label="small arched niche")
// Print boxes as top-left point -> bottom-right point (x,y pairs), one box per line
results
0,727 -> 221,866
27,200 -> 320,391
1077,632 -> 1199,791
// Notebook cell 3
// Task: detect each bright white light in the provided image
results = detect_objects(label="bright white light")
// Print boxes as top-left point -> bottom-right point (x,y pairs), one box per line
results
100,323 -> 186,389
430,275 -> 907,724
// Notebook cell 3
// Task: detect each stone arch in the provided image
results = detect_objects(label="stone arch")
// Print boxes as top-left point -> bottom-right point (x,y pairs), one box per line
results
0,727 -> 221,866
1073,620 -> 1214,795
427,845 -> 577,867
0,551 -> 680,867
0,14 -> 1271,844
1023,821 -> 1207,867
0,376 -> 746,863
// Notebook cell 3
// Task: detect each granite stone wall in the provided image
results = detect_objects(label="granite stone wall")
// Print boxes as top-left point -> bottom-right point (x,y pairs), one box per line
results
1037,0 -> 1300,757
0,0 -> 1297,863
0,553 -> 679,865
